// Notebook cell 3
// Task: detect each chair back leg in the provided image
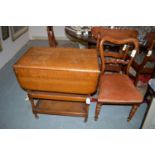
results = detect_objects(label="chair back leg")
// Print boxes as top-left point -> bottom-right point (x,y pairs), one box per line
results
127,105 -> 139,122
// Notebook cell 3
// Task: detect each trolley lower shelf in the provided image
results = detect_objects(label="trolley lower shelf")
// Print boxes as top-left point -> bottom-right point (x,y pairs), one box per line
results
28,91 -> 90,122
34,99 -> 87,117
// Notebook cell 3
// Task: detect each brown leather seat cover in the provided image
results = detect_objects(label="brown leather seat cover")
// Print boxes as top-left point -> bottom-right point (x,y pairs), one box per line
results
98,74 -> 143,103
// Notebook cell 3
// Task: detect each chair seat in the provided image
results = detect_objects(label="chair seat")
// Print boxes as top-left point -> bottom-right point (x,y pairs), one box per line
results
98,74 -> 143,103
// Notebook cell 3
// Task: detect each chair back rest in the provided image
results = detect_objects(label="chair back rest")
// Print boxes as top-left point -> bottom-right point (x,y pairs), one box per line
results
99,36 -> 139,74
47,26 -> 57,47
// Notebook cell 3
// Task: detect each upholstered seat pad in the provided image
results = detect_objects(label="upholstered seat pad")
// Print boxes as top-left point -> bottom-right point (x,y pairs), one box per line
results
98,74 -> 143,103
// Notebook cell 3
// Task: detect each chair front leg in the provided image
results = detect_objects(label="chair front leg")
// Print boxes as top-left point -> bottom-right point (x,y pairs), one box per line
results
127,104 -> 139,122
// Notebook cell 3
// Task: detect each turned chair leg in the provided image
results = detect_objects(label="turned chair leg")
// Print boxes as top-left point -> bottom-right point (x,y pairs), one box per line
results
127,105 -> 139,122
95,102 -> 102,121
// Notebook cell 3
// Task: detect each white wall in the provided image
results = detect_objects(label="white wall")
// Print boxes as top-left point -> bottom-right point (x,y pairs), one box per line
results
29,26 -> 68,40
0,27 -> 29,69
0,26 -> 67,69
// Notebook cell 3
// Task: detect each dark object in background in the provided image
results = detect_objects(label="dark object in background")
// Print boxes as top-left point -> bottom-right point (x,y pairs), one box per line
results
140,79 -> 155,128
131,35 -> 155,86
1,26 -> 9,40
0,37 -> 2,51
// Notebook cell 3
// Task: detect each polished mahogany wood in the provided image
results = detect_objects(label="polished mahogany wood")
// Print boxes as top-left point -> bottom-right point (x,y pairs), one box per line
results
95,36 -> 143,122
14,47 -> 100,94
91,27 -> 138,40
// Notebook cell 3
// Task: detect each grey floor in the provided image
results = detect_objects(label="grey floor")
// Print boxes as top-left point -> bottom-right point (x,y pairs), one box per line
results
0,40 -> 147,129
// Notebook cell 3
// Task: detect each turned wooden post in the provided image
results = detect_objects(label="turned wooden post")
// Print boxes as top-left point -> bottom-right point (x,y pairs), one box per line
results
47,26 -> 57,47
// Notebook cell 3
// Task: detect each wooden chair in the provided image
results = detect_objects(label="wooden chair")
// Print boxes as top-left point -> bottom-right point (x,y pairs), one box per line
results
132,38 -> 155,86
95,36 -> 143,122
47,26 -> 58,47
47,26 -> 79,48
